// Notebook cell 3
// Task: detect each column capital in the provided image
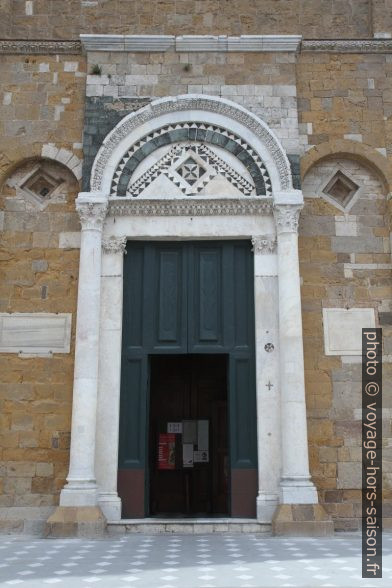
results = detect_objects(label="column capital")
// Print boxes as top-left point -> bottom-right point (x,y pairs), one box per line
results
102,236 -> 127,255
273,204 -> 302,235
76,196 -> 108,231
251,235 -> 277,254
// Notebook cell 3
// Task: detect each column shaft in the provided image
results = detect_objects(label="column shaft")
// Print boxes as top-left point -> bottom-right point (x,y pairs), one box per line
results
60,197 -> 108,507
96,237 -> 126,520
274,203 -> 318,504
252,236 -> 281,522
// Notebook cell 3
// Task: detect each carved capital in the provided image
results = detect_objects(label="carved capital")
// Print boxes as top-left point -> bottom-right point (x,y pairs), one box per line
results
251,235 -> 277,254
102,236 -> 127,255
273,204 -> 302,234
76,201 -> 108,231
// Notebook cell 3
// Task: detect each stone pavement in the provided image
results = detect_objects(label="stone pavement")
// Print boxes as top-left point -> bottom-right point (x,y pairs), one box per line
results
0,533 -> 391,588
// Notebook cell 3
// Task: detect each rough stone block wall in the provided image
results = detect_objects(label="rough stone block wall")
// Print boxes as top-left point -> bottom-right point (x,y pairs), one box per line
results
83,49 -> 303,189
372,0 -> 392,35
0,54 -> 85,530
301,158 -> 392,530
298,51 -> 392,530
0,0 -> 374,40
297,52 -> 392,155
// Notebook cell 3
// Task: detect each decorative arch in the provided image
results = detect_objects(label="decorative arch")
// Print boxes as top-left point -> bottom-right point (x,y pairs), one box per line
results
301,139 -> 392,193
90,95 -> 294,198
0,155 -> 80,211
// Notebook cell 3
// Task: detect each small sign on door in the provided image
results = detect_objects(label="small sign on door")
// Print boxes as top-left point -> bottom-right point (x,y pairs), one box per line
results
194,450 -> 209,463
158,433 -> 176,470
167,422 -> 182,434
182,443 -> 194,467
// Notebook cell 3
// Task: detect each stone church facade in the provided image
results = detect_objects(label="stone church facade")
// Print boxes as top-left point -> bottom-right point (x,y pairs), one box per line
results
0,1 -> 392,536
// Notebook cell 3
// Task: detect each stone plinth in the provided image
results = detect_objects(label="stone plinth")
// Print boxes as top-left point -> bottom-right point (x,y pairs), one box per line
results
272,504 -> 334,537
45,506 -> 106,538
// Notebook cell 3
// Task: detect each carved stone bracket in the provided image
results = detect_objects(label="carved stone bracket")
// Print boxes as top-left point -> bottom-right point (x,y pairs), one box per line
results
251,235 -> 277,254
102,236 -> 127,254
76,201 -> 108,231
273,204 -> 302,234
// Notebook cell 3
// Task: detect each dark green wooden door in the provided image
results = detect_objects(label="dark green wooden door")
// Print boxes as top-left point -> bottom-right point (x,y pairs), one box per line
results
118,241 -> 257,518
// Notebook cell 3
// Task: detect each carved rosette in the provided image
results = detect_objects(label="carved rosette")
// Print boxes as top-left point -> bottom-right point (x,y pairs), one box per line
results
251,235 -> 277,254
273,204 -> 302,234
102,236 -> 127,255
76,201 -> 108,231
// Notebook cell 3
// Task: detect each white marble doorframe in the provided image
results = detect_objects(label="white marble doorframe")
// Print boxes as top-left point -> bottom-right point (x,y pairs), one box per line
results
59,95 -> 318,522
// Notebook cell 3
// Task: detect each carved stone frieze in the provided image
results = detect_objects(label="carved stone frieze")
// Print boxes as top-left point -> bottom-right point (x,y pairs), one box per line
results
0,40 -> 81,54
108,198 -> 273,217
302,39 -> 392,53
273,204 -> 302,234
76,201 -> 108,230
251,235 -> 277,254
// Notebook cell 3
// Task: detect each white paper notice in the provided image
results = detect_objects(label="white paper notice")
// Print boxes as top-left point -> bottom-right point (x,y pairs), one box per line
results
197,420 -> 209,451
183,420 -> 197,444
167,422 -> 182,434
194,450 -> 209,463
183,443 -> 194,467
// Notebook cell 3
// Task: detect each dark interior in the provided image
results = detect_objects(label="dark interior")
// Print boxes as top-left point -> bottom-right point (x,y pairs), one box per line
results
149,354 -> 229,517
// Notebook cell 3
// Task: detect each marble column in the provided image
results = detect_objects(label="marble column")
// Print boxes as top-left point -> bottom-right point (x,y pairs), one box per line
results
252,236 -> 281,523
60,194 -> 108,507
96,236 -> 127,521
273,196 -> 318,504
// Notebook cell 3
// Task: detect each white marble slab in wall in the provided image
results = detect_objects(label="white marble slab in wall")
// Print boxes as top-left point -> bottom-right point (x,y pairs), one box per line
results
0,313 -> 72,355
322,308 -> 376,356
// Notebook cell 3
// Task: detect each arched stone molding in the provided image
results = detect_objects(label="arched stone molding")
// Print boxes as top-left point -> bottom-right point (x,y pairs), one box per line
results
301,139 -> 392,194
0,152 -> 81,193
90,95 -> 294,197
0,155 -> 80,211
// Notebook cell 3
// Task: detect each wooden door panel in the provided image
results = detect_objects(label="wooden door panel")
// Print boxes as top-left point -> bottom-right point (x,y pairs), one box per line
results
119,241 -> 257,518
154,247 -> 187,348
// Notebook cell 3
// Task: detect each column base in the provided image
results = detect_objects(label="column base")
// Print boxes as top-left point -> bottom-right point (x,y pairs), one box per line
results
272,504 -> 334,537
45,506 -> 107,538
99,492 -> 122,521
280,477 -> 319,504
60,482 -> 99,507
256,493 -> 279,523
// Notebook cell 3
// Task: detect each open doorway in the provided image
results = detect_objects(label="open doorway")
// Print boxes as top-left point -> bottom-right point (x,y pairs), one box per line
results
149,354 -> 229,517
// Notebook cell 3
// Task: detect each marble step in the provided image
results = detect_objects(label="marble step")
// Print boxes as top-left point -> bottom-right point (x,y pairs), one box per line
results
107,518 -> 271,534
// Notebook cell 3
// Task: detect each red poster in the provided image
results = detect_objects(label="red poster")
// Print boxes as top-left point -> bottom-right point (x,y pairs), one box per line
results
158,433 -> 176,470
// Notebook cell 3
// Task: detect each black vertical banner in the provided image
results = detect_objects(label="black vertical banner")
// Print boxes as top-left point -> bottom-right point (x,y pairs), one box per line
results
362,328 -> 382,578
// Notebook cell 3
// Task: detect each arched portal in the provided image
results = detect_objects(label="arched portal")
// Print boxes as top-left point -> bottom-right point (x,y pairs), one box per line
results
56,95 -> 322,530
